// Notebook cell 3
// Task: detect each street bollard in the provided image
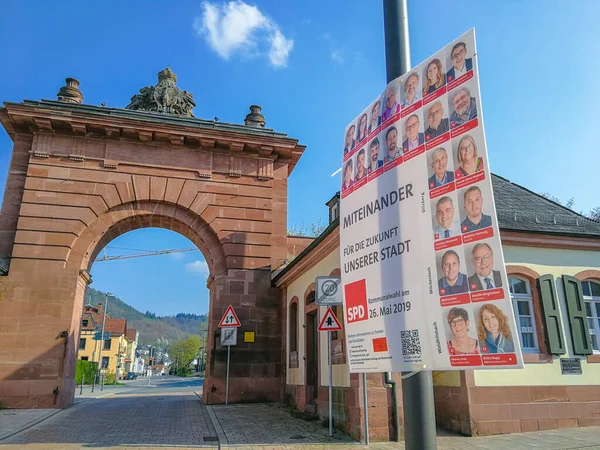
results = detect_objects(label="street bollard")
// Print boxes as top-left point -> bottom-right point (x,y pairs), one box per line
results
80,374 -> 83,395
91,375 -> 95,393
101,374 -> 104,391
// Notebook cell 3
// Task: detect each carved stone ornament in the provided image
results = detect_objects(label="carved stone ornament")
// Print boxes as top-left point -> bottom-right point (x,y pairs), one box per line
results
126,67 -> 196,117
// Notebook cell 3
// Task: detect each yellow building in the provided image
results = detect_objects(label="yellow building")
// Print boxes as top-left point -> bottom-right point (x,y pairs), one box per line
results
124,328 -> 139,374
78,304 -> 133,379
274,174 -> 600,440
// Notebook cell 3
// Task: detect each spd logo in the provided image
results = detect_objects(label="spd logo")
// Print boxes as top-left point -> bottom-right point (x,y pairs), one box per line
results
345,279 -> 368,323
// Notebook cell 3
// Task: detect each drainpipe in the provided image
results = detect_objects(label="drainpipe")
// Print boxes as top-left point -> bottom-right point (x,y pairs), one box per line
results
384,372 -> 400,441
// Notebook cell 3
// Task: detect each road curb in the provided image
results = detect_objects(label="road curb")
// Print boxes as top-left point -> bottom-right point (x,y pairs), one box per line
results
195,390 -> 227,449
0,409 -> 62,442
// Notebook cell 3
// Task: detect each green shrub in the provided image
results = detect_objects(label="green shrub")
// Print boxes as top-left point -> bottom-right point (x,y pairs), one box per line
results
103,372 -> 125,385
75,360 -> 98,385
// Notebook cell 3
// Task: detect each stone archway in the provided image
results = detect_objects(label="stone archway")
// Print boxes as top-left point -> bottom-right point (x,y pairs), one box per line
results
0,73 -> 304,408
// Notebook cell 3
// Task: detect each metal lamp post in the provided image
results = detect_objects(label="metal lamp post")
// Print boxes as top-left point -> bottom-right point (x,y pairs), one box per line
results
96,293 -> 114,383
382,1 -> 438,448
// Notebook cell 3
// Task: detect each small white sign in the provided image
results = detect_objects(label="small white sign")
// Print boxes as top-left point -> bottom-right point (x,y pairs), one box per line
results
221,328 -> 237,346
316,276 -> 343,306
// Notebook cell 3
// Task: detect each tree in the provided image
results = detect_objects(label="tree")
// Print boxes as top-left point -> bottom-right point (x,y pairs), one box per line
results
288,217 -> 327,237
538,192 -> 599,220
170,335 -> 202,375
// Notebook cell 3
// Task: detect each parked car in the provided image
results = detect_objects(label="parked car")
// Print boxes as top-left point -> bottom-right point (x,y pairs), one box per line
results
124,372 -> 137,380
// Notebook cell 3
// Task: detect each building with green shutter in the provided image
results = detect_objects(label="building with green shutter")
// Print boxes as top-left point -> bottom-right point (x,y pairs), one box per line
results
274,174 -> 600,439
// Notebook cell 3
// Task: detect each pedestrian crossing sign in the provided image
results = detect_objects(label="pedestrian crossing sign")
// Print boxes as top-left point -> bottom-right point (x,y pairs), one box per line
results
318,307 -> 343,331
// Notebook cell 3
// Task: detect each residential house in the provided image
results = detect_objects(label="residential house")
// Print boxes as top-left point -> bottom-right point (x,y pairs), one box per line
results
78,304 -> 131,379
273,174 -> 600,440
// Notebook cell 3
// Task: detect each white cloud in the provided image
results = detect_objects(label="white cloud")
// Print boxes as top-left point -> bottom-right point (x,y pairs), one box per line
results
185,260 -> 209,275
171,252 -> 185,261
194,1 -> 293,68
268,29 -> 294,67
323,33 -> 344,63
331,50 -> 344,63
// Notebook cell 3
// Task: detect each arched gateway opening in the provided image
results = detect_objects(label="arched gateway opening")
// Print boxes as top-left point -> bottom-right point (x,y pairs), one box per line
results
0,70 -> 304,408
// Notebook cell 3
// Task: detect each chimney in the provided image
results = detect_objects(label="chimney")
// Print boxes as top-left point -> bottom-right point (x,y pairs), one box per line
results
244,105 -> 266,128
57,77 -> 83,104
326,192 -> 340,224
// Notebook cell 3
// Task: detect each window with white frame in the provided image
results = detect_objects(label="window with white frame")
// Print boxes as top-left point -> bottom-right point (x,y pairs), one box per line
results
508,276 -> 539,352
582,280 -> 600,353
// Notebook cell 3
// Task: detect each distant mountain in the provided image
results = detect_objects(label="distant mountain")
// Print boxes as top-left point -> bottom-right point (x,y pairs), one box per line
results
85,288 -> 207,345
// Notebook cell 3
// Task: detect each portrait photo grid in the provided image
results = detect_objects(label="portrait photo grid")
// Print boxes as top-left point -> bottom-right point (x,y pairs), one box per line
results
340,29 -> 523,371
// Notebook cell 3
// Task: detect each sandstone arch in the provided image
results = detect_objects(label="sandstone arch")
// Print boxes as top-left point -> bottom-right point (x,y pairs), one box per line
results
0,97 -> 304,408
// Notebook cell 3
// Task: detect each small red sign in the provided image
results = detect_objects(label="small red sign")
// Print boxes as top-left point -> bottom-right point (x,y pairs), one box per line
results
462,227 -> 494,244
450,355 -> 482,367
429,182 -> 456,199
400,100 -> 422,118
471,288 -> 505,303
450,118 -> 479,138
373,337 -> 388,352
345,279 -> 368,324
403,144 -> 425,162
439,292 -> 470,307
424,131 -> 450,151
456,169 -> 486,189
434,235 -> 462,251
482,354 -> 518,366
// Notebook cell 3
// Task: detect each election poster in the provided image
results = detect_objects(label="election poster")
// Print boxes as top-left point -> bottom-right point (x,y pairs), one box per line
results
340,29 -> 524,372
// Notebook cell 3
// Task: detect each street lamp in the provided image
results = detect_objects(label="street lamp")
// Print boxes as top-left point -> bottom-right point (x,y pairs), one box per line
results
96,292 -> 114,382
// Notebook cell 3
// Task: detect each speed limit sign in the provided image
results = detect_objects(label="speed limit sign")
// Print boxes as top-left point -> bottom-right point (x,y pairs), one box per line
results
315,276 -> 342,306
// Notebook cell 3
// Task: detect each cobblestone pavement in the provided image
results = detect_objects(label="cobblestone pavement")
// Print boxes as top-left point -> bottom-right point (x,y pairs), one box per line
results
0,409 -> 60,441
3,379 -> 600,449
209,402 -> 600,450
209,402 -> 356,447
0,377 -> 217,450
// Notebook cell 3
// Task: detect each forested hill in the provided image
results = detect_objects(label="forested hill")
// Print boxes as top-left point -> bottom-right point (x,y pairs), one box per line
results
86,288 -> 208,345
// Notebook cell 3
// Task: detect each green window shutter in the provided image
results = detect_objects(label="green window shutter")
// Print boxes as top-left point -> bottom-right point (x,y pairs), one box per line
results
562,275 -> 592,356
537,275 -> 566,354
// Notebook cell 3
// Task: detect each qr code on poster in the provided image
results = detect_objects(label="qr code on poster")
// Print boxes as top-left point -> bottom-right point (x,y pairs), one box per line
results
401,329 -> 421,355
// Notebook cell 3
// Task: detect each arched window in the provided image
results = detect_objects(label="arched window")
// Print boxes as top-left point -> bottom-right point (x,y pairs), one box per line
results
290,302 -> 298,352
582,280 -> 600,353
508,276 -> 539,352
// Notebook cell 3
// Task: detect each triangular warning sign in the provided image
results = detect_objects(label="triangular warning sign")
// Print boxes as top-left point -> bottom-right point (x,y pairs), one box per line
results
318,307 -> 343,331
218,305 -> 241,327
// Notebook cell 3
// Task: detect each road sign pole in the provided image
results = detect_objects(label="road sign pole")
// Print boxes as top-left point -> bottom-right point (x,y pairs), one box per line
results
382,1 -> 437,448
328,330 -> 333,437
97,294 -> 109,379
362,372 -> 369,445
225,344 -> 231,405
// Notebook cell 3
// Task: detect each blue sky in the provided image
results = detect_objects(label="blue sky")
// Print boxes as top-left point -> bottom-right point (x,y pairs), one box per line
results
1,1 -> 598,315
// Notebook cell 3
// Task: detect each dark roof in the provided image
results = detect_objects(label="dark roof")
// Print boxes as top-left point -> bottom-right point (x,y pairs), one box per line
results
9,99 -> 291,139
273,174 -> 599,283
492,174 -> 600,238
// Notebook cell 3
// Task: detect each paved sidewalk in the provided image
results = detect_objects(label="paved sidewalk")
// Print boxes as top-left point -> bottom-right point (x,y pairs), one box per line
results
207,402 -> 600,449
0,409 -> 60,442
0,384 -> 142,442
0,383 -> 217,449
